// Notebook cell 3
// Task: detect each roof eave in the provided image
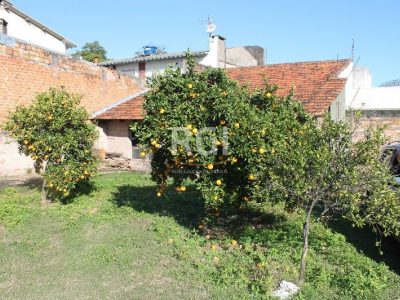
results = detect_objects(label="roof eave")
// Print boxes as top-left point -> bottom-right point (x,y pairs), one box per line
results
91,90 -> 148,120
4,3 -> 76,48
100,51 -> 208,67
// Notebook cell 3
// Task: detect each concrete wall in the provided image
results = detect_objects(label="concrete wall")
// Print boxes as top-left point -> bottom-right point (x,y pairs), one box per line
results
0,131 -> 34,176
99,120 -> 133,159
329,89 -> 346,121
97,120 -> 151,171
0,5 -> 68,53
226,46 -> 265,67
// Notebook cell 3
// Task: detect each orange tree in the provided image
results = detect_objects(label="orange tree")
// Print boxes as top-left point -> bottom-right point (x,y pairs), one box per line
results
133,56 -> 400,284
3,87 -> 98,204
132,56 -> 314,212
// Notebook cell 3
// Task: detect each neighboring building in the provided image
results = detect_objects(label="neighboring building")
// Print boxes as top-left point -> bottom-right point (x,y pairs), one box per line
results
0,0 -> 75,53
345,68 -> 400,141
92,59 -> 352,170
227,59 -> 352,121
100,35 -> 265,81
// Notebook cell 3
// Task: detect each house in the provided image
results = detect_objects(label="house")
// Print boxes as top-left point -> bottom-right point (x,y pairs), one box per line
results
99,35 -> 265,82
0,0 -> 75,53
92,58 -> 353,170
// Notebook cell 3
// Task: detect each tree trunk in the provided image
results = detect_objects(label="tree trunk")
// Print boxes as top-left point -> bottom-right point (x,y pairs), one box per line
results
41,177 -> 49,206
298,198 -> 318,284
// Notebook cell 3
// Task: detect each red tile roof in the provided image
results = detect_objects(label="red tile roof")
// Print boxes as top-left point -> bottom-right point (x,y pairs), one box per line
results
93,95 -> 145,120
226,59 -> 350,115
93,59 -> 350,120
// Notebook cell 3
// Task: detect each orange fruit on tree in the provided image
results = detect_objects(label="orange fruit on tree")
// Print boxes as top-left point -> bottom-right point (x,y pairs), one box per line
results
216,179 -> 222,186
207,163 -> 214,170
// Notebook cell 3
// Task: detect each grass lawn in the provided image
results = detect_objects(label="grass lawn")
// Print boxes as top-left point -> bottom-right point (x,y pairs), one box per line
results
0,172 -> 399,299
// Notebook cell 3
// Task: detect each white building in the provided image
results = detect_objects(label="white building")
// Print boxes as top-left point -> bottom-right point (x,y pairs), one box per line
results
0,0 -> 75,53
345,66 -> 400,112
340,64 -> 400,141
100,35 -> 265,80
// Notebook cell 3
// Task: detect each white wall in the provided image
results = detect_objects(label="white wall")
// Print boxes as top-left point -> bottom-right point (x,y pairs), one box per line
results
116,58 -> 185,78
0,5 -> 67,53
350,87 -> 400,110
99,120 -> 132,159
0,133 -> 34,176
329,89 -> 346,121
116,56 -> 206,78
342,64 -> 400,111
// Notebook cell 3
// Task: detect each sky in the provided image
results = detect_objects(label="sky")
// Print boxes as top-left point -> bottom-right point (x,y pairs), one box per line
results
11,0 -> 400,86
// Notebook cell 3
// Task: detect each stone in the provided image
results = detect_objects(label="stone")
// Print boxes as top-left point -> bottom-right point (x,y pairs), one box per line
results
272,280 -> 300,299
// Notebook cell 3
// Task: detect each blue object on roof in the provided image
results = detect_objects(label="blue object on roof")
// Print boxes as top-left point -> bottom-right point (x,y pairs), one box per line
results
143,46 -> 158,56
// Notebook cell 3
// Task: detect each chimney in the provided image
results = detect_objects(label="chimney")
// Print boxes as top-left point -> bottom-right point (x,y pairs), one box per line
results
202,35 -> 226,68
0,18 -> 7,35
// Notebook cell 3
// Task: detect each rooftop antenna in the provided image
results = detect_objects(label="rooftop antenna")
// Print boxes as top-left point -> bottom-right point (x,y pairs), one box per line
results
206,17 -> 216,38
351,38 -> 355,61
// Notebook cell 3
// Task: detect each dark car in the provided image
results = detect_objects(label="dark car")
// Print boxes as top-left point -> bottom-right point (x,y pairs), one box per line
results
380,141 -> 400,185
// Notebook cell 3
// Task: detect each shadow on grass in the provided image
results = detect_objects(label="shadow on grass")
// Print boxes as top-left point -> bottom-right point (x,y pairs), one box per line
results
112,184 -> 206,229
111,184 -> 288,237
328,217 -> 400,275
61,181 -> 97,204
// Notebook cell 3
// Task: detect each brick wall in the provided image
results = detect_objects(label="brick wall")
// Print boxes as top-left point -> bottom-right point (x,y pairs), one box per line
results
0,37 -> 141,176
0,37 -> 140,123
349,110 -> 400,142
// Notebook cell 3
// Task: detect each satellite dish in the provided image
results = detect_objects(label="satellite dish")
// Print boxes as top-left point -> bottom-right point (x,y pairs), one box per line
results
206,23 -> 216,34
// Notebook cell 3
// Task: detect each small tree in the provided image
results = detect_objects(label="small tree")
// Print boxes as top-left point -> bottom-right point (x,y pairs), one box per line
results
3,87 -> 98,204
73,41 -> 107,63
265,115 -> 400,283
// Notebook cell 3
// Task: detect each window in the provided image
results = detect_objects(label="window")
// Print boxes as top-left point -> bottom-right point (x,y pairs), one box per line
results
0,19 -> 7,34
